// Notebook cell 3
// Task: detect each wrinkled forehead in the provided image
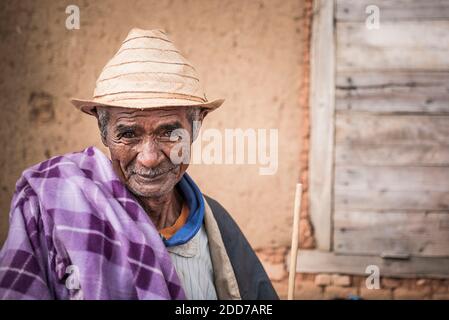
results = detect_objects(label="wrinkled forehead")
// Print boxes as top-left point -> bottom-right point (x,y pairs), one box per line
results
107,106 -> 189,126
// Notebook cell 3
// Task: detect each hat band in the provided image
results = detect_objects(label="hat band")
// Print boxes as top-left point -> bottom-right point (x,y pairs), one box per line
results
93,91 -> 207,104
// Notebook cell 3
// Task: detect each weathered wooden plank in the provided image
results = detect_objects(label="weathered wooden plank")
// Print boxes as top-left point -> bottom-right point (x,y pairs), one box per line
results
336,70 -> 449,88
336,113 -> 449,145
336,70 -> 449,87
295,250 -> 449,278
308,0 -> 335,251
336,71 -> 449,113
335,188 -> 449,211
334,165 -> 449,211
335,112 -> 449,165
337,21 -> 449,71
336,0 -> 449,22
335,165 -> 449,191
336,143 -> 449,166
334,211 -> 449,257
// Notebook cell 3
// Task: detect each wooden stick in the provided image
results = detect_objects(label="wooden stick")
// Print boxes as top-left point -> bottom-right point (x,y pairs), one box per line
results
288,183 -> 303,300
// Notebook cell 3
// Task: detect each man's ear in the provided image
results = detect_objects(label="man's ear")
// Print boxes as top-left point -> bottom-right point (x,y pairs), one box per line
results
199,108 -> 209,122
91,107 -> 101,122
191,108 -> 209,142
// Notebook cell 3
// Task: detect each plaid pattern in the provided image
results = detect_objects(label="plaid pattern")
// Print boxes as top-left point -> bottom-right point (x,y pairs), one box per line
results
0,147 -> 185,300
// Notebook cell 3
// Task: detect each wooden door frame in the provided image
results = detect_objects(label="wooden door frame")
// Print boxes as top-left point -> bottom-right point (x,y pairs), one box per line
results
308,0 -> 335,252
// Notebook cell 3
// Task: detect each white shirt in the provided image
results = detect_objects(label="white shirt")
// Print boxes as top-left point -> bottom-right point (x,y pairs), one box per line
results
167,224 -> 218,300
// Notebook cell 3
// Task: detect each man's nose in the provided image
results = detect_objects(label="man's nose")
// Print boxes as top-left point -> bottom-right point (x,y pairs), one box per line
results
136,141 -> 160,168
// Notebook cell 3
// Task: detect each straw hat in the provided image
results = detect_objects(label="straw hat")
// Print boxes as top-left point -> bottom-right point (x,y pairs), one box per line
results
70,28 -> 224,115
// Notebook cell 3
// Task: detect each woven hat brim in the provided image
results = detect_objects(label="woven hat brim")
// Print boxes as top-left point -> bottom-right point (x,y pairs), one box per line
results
70,97 -> 225,116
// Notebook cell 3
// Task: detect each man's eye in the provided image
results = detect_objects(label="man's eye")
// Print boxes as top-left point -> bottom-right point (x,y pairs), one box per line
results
121,131 -> 136,139
163,130 -> 174,137
162,130 -> 182,141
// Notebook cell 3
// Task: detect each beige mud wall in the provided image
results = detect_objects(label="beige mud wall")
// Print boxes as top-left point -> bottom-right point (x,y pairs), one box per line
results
0,0 -> 306,248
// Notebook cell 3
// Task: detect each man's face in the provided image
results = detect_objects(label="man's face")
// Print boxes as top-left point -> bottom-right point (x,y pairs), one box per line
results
101,106 -> 194,198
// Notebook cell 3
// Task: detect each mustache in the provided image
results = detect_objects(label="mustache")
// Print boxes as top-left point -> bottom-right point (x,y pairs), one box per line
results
129,161 -> 179,178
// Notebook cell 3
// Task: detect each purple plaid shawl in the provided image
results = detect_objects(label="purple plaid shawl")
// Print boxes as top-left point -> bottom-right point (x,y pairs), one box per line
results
0,146 -> 186,300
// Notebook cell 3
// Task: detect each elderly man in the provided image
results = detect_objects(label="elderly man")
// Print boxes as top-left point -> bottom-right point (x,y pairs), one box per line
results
0,29 -> 277,300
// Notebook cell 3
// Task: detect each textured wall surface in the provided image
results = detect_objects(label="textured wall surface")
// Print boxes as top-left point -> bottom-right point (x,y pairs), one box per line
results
0,0 -> 306,248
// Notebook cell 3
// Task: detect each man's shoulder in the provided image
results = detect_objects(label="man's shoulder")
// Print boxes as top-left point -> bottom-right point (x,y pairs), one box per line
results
18,146 -> 110,181
20,147 -> 89,174
203,194 -> 228,216
203,194 -> 239,230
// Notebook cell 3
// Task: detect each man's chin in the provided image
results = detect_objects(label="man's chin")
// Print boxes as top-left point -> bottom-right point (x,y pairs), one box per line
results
126,177 -> 174,198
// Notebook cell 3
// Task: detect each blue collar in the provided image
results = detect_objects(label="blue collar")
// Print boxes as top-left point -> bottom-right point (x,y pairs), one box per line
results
162,173 -> 205,247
